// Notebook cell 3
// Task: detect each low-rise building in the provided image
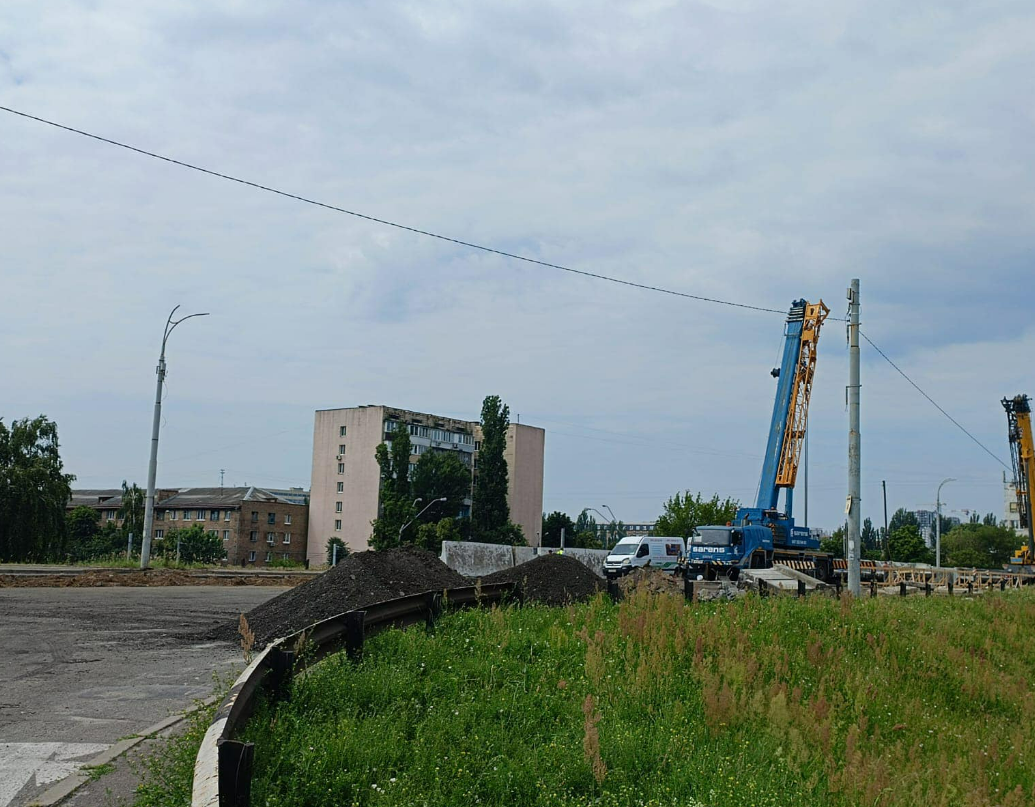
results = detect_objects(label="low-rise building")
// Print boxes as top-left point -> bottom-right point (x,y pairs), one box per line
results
156,487 -> 309,567
67,488 -> 177,527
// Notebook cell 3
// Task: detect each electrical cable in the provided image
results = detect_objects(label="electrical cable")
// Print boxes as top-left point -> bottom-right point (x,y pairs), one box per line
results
0,105 -> 785,315
859,330 -> 1010,470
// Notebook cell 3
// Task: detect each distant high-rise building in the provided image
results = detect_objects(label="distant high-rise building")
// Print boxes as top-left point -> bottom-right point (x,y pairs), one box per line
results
308,405 -> 545,563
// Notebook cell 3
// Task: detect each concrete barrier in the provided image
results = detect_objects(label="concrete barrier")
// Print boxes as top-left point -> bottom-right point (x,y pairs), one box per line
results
440,541 -> 609,579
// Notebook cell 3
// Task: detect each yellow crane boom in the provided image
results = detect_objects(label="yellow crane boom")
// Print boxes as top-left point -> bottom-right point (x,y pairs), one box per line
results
1003,394 -> 1034,563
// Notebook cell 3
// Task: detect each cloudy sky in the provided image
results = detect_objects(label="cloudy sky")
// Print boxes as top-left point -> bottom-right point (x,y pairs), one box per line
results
2,0 -> 1032,534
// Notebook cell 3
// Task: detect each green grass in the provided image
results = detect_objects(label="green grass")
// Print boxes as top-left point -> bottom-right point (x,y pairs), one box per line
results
132,700 -> 219,807
237,589 -> 1035,807
82,762 -> 115,781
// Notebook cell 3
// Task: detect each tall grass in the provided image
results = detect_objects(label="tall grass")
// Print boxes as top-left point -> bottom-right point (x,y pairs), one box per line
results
238,588 -> 1035,807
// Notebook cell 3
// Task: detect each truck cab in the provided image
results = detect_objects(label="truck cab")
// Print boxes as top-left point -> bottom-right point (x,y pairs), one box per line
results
684,525 -> 774,581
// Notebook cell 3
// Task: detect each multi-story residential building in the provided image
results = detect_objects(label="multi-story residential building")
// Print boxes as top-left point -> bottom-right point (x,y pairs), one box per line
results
67,488 -> 178,526
156,487 -> 309,566
309,405 -> 545,562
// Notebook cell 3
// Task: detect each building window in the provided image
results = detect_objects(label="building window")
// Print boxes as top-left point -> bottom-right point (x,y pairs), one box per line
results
284,514 -> 292,525
338,463 -> 345,474
475,441 -> 481,450
210,510 -> 219,521
248,551 -> 256,562
155,510 -> 164,521
184,511 -> 192,521
337,482 -> 344,493
335,501 -> 343,513
169,510 -> 178,520
338,444 -> 347,455
267,512 -> 276,525
224,511 -> 231,521
251,511 -> 258,522
283,533 -> 291,544
340,425 -> 347,437
223,530 -> 230,541
265,551 -> 272,562
154,529 -> 164,539
282,552 -> 290,560
197,510 -> 205,521
334,519 -> 342,531
266,533 -> 276,545
249,531 -> 258,542
208,529 -> 218,537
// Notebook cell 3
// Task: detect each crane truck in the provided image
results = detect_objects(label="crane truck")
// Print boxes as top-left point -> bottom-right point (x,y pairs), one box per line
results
1003,394 -> 1034,572
684,298 -> 836,583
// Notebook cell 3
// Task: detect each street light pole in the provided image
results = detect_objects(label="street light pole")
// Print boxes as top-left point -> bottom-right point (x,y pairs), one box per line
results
140,306 -> 209,569
935,478 -> 955,568
582,507 -> 615,548
399,497 -> 446,545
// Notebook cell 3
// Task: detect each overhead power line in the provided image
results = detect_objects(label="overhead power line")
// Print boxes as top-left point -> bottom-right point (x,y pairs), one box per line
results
860,331 -> 1009,470
1,105 -> 1011,469
0,105 -> 784,315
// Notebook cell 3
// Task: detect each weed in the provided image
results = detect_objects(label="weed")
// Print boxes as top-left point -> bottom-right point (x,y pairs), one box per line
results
82,762 -> 115,780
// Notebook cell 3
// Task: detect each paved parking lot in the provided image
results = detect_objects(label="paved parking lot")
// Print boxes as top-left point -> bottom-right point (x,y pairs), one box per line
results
0,586 -> 284,807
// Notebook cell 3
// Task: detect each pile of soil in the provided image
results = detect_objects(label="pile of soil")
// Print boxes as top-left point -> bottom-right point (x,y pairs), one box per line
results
480,553 -> 603,606
209,546 -> 468,648
618,567 -> 685,597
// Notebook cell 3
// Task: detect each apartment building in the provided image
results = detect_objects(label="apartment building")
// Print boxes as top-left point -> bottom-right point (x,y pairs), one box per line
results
154,487 -> 308,566
309,405 -> 545,563
67,488 -> 178,526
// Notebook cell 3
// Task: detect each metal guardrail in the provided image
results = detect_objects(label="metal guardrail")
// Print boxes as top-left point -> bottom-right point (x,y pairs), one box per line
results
191,582 -> 518,807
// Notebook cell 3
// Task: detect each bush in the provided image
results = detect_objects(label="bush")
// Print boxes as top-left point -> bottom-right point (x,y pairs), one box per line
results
156,524 -> 223,564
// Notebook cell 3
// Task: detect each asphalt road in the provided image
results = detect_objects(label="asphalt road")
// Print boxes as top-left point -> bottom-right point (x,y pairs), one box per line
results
0,586 -> 285,807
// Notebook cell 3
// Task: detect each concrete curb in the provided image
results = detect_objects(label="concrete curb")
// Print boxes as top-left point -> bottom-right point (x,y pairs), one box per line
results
27,696 -> 220,807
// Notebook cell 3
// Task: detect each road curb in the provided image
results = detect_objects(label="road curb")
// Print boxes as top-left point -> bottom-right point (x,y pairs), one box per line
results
27,696 -> 220,807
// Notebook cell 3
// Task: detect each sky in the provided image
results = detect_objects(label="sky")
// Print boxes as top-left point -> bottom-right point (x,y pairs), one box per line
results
2,0 -> 1033,535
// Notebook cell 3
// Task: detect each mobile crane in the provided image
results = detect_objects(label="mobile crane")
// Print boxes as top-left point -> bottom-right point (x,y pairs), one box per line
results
684,298 -> 835,582
1003,394 -> 1034,570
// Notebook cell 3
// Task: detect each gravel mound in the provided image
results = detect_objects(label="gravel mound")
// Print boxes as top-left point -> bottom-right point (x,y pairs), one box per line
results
618,567 -> 685,597
480,553 -> 603,606
210,546 -> 468,648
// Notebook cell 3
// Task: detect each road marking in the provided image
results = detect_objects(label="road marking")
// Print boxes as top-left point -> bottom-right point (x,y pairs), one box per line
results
0,743 -> 108,807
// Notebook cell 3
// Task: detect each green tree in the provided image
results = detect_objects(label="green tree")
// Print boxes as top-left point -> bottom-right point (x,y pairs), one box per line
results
163,524 -> 223,564
888,508 -> 919,535
66,506 -> 99,544
820,526 -> 845,558
541,511 -> 577,548
942,523 -> 1019,569
573,511 -> 599,547
0,415 -> 75,561
411,450 -> 471,524
326,537 -> 349,566
982,512 -> 999,527
861,517 -> 878,551
471,396 -> 524,544
414,516 -> 461,554
654,492 -> 740,540
370,427 -> 416,550
888,525 -> 933,564
118,480 -> 145,540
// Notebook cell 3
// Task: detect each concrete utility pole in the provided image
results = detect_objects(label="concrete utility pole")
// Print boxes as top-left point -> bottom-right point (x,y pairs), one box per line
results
882,480 -> 889,561
140,306 -> 209,569
935,478 -> 955,568
846,279 -> 862,596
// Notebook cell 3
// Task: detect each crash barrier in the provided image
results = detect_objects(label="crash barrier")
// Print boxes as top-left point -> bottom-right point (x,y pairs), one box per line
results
191,581 -> 518,807
440,540 -> 609,578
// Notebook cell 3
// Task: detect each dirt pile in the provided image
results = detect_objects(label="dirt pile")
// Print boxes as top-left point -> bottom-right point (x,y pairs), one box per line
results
618,567 -> 685,597
209,546 -> 469,647
480,553 -> 603,606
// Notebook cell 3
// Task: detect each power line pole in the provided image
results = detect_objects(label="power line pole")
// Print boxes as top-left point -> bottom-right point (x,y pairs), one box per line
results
882,479 -> 889,561
846,279 -> 862,596
140,306 -> 209,569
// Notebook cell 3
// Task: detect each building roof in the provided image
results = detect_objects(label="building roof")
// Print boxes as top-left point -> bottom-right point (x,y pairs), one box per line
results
159,486 -> 308,509
68,489 -> 122,508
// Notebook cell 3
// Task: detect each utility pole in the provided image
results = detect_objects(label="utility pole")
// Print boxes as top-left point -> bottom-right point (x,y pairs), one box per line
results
935,478 -> 955,568
882,480 -> 889,561
140,306 -> 210,569
846,279 -> 862,596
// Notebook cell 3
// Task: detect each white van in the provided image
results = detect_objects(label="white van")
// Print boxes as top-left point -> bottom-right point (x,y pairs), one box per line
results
603,536 -> 685,577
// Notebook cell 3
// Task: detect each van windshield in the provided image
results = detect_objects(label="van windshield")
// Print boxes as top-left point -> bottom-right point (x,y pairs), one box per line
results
608,543 -> 636,556
693,528 -> 731,547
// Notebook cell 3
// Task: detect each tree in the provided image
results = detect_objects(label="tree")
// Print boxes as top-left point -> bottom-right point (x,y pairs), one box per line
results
162,524 -> 223,564
982,512 -> 999,527
326,537 -> 349,566
67,506 -> 99,544
861,517 -> 878,551
942,523 -> 1019,569
654,492 -> 740,540
414,517 -> 461,554
574,511 -> 599,547
820,526 -> 845,558
541,511 -> 577,548
0,415 -> 75,561
888,508 -> 919,535
370,427 -> 416,550
411,450 -> 471,524
888,525 -> 933,564
118,480 -> 145,540
471,396 -> 524,544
